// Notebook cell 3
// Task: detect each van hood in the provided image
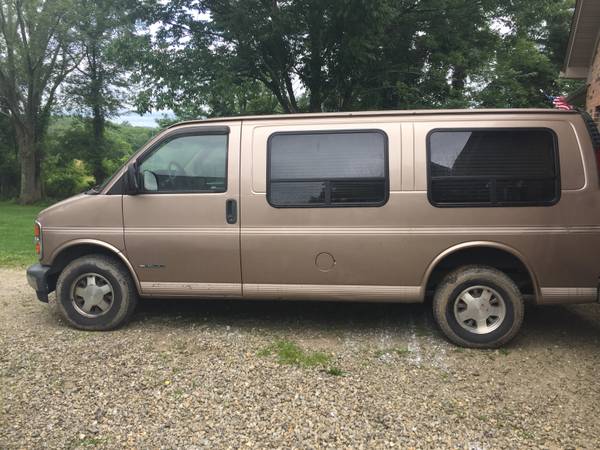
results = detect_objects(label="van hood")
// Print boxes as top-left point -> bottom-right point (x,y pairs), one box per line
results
37,193 -> 123,229
37,194 -> 87,223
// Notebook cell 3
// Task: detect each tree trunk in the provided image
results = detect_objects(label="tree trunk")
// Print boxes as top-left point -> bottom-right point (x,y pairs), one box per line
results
451,66 -> 466,93
88,43 -> 107,184
307,8 -> 324,112
284,75 -> 299,113
15,125 -> 42,204
91,104 -> 106,183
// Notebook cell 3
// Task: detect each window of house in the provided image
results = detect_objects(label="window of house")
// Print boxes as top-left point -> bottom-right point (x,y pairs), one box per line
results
594,106 -> 600,125
427,128 -> 559,207
267,131 -> 388,207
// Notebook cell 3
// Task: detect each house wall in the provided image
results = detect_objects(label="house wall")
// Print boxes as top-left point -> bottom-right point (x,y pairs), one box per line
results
586,40 -> 600,121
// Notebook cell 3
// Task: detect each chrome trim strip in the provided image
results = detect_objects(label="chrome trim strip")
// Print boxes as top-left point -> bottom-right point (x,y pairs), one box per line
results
141,282 -> 242,297
46,227 -> 238,235
45,226 -> 600,236
45,225 -> 600,235
243,284 -> 421,302
126,228 -> 238,234
540,287 -> 598,304
45,227 -> 123,234
242,226 -> 600,235
142,283 -> 598,304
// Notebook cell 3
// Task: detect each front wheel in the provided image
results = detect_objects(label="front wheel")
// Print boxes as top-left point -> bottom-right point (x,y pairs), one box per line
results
432,265 -> 524,348
54,255 -> 138,330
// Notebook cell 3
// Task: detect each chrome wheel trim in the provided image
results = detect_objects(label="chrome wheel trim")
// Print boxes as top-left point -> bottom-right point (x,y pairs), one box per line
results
453,285 -> 507,335
71,273 -> 115,318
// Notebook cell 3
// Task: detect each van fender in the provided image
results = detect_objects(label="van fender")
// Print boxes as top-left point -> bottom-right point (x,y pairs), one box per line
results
49,239 -> 142,294
420,240 -> 541,303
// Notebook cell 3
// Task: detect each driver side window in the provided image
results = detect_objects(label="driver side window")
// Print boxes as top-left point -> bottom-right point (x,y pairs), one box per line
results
139,134 -> 228,193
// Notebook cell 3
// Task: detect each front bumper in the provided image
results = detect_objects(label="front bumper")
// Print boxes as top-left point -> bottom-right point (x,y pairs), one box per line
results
26,263 -> 53,303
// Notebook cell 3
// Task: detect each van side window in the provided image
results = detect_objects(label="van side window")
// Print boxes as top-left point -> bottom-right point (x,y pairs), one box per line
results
427,128 -> 559,207
267,131 -> 388,207
139,134 -> 228,193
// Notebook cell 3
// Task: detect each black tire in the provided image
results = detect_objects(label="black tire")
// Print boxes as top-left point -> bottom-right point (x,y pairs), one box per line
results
432,265 -> 524,348
53,254 -> 138,331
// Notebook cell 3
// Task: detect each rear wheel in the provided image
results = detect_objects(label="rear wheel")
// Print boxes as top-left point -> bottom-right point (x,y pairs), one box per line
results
432,265 -> 524,348
54,255 -> 138,330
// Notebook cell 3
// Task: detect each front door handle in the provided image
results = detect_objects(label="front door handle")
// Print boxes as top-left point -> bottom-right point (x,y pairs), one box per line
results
226,199 -> 237,224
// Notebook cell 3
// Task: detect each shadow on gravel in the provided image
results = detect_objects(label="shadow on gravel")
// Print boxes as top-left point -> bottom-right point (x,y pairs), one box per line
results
134,298 -> 431,334
132,297 -> 600,347
517,304 -> 600,349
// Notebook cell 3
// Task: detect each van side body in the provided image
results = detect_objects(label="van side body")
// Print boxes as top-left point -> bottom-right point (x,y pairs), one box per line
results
27,109 -> 600,345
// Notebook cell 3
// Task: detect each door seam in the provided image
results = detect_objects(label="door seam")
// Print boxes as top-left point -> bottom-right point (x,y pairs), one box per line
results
238,119 -> 244,296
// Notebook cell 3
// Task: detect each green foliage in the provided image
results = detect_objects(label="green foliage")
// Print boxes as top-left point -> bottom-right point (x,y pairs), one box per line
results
64,0 -> 140,119
43,156 -> 95,199
323,366 -> 345,376
477,37 -> 557,108
41,116 -> 157,197
258,340 -> 331,368
0,201 -> 49,267
499,347 -> 510,356
374,347 -> 411,358
0,115 -> 157,201
475,0 -> 580,107
108,122 -> 158,152
0,0 -> 584,203
0,0 -> 80,203
138,0 -> 577,115
61,0 -> 144,181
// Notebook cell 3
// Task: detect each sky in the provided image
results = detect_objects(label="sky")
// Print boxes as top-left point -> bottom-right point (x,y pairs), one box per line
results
111,110 -> 174,128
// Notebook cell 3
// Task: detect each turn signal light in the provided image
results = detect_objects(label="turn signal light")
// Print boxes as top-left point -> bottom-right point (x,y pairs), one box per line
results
34,221 -> 42,256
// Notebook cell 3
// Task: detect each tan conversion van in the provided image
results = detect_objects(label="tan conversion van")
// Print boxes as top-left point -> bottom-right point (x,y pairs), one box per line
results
26,109 -> 600,347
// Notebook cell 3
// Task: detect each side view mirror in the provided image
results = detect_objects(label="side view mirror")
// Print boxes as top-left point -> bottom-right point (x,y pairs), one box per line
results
143,170 -> 158,192
126,163 -> 139,195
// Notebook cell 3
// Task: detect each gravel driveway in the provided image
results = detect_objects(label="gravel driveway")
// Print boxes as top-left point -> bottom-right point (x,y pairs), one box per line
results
1,268 -> 600,449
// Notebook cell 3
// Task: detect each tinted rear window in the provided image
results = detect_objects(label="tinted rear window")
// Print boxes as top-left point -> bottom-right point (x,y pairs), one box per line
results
427,128 -> 559,206
268,131 -> 388,207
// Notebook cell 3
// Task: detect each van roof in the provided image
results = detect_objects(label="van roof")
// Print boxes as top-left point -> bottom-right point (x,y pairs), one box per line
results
168,108 -> 579,128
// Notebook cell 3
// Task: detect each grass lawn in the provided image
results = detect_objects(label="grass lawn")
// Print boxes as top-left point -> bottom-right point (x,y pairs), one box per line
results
0,201 -> 49,267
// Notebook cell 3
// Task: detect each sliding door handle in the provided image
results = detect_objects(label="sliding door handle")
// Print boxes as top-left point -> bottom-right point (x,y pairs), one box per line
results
226,199 -> 237,224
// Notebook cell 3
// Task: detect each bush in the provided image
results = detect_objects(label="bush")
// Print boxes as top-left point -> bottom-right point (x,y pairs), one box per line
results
43,155 -> 95,199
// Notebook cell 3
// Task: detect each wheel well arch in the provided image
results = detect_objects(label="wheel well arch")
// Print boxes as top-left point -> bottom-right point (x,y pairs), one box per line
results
422,242 -> 540,303
47,241 -> 141,294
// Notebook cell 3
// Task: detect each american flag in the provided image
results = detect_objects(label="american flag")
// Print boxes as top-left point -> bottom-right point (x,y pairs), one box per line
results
542,92 -> 574,110
551,96 -> 574,110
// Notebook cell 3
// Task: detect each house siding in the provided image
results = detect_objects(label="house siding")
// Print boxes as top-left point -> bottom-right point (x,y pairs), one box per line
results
586,41 -> 600,122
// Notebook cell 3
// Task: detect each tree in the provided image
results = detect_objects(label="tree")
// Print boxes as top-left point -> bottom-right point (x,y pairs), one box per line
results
133,0 -> 285,118
0,0 -> 78,203
63,0 -> 140,183
475,0 -> 581,107
477,37 -> 558,108
137,0 -> 501,115
41,116 -> 157,199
